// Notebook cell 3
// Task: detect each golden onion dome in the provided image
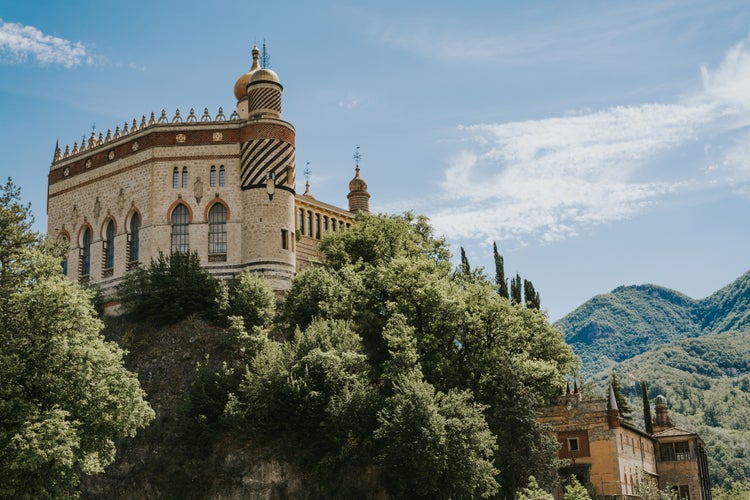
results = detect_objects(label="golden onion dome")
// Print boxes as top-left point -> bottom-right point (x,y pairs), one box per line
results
233,45 -> 260,101
349,165 -> 368,192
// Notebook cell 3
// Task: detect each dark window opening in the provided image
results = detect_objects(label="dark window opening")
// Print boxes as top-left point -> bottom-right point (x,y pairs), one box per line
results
79,227 -> 91,280
208,203 -> 227,256
171,204 -> 190,253
102,220 -> 115,277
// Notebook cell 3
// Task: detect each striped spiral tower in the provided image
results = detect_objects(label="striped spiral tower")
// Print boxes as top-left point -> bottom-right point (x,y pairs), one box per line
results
235,50 -> 297,291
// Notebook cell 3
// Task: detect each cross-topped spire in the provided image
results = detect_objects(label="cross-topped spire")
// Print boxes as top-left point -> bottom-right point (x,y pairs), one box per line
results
353,145 -> 361,166
304,161 -> 311,184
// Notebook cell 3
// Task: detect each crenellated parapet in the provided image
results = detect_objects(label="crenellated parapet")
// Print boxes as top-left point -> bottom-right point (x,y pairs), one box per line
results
52,107 -> 240,164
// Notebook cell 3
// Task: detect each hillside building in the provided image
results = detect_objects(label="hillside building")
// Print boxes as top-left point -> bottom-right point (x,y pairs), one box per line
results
47,46 -> 369,294
539,386 -> 711,500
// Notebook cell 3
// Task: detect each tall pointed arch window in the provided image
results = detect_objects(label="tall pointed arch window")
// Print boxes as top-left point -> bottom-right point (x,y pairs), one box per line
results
182,167 -> 188,188
210,166 -> 217,187
171,204 -> 190,253
127,212 -> 140,269
208,203 -> 227,260
219,166 -> 225,186
59,234 -> 69,276
79,227 -> 92,280
102,220 -> 115,277
173,167 -> 179,188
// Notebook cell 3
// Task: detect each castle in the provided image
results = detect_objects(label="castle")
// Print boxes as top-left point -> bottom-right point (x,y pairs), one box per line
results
538,385 -> 712,500
47,45 -> 369,293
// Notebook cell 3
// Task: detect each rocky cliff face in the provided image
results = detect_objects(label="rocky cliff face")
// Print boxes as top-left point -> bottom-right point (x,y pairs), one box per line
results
79,317 -> 315,499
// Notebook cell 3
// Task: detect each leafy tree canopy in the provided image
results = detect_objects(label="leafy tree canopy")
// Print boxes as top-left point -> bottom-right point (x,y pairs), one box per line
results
238,212 -> 579,498
0,179 -> 154,497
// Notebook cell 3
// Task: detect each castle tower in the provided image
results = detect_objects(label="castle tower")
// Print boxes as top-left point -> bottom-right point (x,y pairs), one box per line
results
347,164 -> 370,213
234,47 -> 296,290
653,394 -> 674,431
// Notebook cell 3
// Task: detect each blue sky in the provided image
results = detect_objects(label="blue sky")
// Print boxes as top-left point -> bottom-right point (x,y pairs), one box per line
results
2,1 -> 750,320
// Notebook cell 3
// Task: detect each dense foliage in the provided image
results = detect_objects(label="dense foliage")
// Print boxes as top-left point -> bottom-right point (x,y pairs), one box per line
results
0,179 -> 154,497
118,250 -> 220,325
224,212 -> 578,498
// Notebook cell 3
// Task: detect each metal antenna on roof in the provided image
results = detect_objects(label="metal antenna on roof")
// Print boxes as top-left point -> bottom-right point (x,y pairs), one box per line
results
261,39 -> 271,69
304,161 -> 311,183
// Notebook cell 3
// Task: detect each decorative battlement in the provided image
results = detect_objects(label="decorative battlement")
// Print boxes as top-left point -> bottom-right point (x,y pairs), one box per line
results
52,107 -> 240,164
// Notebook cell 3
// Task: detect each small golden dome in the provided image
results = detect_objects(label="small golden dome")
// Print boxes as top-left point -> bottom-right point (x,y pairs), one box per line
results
233,45 -> 260,101
348,165 -> 368,192
250,67 -> 281,85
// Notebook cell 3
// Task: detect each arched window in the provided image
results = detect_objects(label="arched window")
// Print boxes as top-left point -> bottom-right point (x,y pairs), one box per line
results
210,166 -> 216,187
181,167 -> 188,188
173,167 -> 179,188
323,216 -> 329,232
307,210 -> 312,237
103,220 -> 115,276
208,203 -> 227,257
219,166 -> 225,186
171,204 -> 190,253
298,208 -> 305,235
127,212 -> 140,268
80,227 -> 91,278
315,213 -> 321,239
331,218 -> 337,231
59,234 -> 69,275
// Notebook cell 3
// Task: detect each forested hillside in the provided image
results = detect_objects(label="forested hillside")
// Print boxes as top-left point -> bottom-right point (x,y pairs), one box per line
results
592,330 -> 750,488
557,271 -> 750,375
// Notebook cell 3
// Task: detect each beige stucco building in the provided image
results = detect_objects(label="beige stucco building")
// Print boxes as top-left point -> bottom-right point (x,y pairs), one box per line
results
539,386 -> 712,500
47,46 -> 369,295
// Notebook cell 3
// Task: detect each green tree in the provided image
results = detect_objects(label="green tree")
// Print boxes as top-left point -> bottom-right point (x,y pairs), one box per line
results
511,273 -> 523,304
493,241 -> 509,300
641,379 -> 654,434
524,278 -> 541,309
610,373 -> 633,423
518,476 -> 553,500
460,246 -> 471,274
714,482 -> 750,500
217,270 -> 275,329
235,212 -> 578,497
635,469 -> 677,500
563,476 -> 591,500
118,250 -> 219,325
0,180 -> 154,497
375,372 -> 499,499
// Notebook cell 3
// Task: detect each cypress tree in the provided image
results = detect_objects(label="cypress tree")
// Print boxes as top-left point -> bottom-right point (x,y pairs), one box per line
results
523,279 -> 541,310
493,242 -> 509,299
510,273 -> 523,305
641,380 -> 653,435
460,246 -> 470,275
610,373 -> 633,423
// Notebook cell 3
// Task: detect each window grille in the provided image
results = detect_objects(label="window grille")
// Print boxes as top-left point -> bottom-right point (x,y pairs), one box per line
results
208,203 -> 227,256
171,204 -> 190,253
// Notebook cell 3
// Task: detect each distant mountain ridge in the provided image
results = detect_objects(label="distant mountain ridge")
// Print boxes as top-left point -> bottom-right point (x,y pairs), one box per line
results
556,270 -> 750,375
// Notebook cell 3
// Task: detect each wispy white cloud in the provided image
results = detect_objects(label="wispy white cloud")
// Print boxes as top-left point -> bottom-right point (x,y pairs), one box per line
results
337,97 -> 364,110
427,35 -> 750,244
0,19 -> 91,68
